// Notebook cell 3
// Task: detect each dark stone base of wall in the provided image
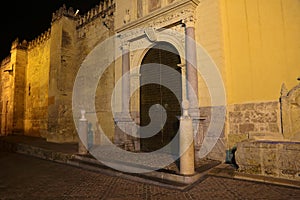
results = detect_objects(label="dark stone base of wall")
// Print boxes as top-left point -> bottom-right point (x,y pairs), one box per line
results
235,139 -> 300,181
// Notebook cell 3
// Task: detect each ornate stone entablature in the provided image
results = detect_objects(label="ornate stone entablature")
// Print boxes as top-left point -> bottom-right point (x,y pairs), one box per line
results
115,0 -> 199,60
116,0 -> 199,33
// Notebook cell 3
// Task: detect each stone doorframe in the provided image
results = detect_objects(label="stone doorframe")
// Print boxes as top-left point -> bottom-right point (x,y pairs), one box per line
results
114,0 -> 200,151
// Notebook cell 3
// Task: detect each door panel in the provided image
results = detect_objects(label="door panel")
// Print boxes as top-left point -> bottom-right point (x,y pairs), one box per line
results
140,42 -> 182,153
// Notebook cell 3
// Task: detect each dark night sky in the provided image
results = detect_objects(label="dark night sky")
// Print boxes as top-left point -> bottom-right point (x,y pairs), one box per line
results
0,0 -> 102,61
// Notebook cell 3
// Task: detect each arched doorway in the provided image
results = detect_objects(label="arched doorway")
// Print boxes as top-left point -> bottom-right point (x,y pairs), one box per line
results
140,42 -> 182,154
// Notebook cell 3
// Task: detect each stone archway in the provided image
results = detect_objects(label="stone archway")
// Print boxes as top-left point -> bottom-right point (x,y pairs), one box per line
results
139,42 -> 182,154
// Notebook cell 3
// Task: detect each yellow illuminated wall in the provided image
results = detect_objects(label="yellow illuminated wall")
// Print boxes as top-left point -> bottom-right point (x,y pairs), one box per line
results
220,0 -> 300,104
24,39 -> 50,138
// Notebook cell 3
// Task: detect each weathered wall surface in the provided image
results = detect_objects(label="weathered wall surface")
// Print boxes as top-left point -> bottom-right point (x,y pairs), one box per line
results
24,31 -> 51,138
236,140 -> 300,181
10,42 -> 27,135
0,58 -> 14,135
227,101 -> 281,149
47,15 -> 78,143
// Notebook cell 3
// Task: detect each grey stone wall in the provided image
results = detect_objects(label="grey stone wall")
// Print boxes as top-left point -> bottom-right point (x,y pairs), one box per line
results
227,102 -> 281,149
236,140 -> 300,180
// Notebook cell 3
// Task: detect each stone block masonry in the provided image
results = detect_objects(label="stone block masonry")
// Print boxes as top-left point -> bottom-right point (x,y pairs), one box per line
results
227,102 -> 281,149
235,140 -> 300,181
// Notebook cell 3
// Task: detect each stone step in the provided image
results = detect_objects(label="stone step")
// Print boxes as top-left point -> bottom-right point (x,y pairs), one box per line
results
67,154 -> 212,190
0,135 -> 221,190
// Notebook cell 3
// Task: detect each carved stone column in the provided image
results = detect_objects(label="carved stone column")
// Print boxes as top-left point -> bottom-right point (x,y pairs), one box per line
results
183,15 -> 200,162
183,16 -> 198,111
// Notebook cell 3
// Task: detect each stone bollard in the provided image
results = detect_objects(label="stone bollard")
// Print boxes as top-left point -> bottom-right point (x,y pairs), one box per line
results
78,110 -> 88,155
180,100 -> 195,175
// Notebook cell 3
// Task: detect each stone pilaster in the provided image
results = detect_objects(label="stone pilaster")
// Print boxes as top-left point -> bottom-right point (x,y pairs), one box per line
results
121,41 -> 130,113
114,41 -> 138,151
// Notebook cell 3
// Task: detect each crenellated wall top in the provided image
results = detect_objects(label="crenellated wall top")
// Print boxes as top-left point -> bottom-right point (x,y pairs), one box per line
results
76,0 -> 115,28
51,4 -> 78,23
27,28 -> 51,50
11,38 -> 28,51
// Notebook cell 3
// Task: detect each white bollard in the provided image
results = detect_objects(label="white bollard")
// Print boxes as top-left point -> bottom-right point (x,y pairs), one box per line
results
78,110 -> 88,155
180,100 -> 195,175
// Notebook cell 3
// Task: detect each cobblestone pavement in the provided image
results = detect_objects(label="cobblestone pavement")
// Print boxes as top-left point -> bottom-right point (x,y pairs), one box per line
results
1,152 -> 300,200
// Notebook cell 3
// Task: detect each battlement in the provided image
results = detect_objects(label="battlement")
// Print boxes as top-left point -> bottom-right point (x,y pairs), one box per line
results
28,28 -> 51,50
11,38 -> 28,51
51,1 -> 115,28
76,0 -> 115,28
51,4 -> 78,23
7,28 -> 51,53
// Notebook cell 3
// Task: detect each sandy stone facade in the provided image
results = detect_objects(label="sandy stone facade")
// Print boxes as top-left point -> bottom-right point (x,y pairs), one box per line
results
0,0 -> 299,166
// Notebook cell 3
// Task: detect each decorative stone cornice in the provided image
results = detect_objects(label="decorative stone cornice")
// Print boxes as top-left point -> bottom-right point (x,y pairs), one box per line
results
147,9 -> 195,29
120,41 -> 130,51
117,28 -> 145,42
116,0 -> 200,33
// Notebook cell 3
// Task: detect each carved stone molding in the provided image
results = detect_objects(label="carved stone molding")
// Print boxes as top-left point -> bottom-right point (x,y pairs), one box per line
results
121,41 -> 130,51
182,15 -> 196,28
116,0 -> 200,33
144,27 -> 157,42
148,9 -> 195,29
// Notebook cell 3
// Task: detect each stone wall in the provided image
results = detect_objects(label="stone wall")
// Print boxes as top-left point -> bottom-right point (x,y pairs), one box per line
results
24,30 -> 51,138
74,3 -> 115,144
0,57 -> 14,135
227,101 -> 281,149
11,45 -> 27,135
236,140 -> 300,181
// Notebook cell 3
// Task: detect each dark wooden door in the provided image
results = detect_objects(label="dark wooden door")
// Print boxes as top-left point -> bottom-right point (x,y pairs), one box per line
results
140,42 -> 182,154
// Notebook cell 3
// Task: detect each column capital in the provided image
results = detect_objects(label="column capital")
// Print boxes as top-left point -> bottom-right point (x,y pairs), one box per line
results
121,41 -> 130,51
182,15 -> 196,28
